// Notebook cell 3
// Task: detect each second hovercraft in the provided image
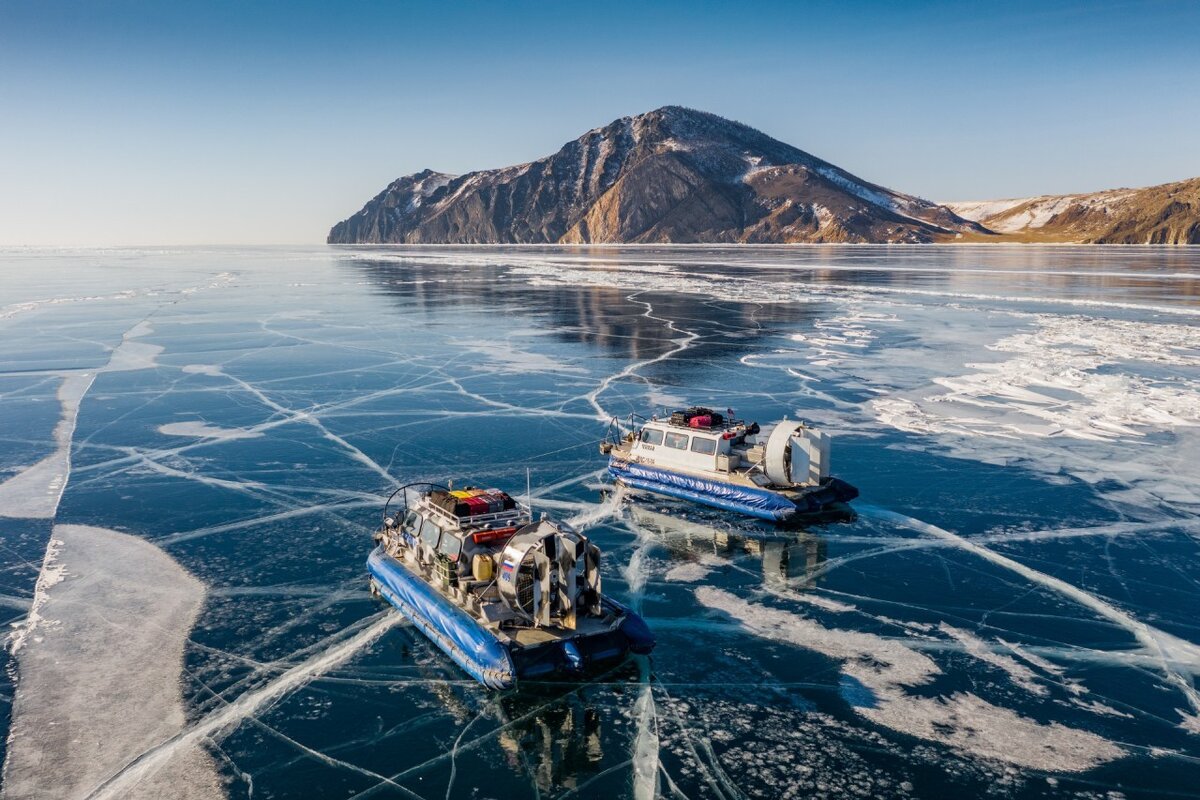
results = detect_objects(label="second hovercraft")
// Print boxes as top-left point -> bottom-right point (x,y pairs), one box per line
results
601,406 -> 858,523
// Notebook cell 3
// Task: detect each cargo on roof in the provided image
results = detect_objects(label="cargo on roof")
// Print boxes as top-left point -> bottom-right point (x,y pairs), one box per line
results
428,487 -> 518,518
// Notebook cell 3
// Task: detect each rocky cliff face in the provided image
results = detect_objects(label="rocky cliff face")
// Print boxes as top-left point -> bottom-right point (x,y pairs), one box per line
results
947,178 -> 1200,244
329,106 -> 986,244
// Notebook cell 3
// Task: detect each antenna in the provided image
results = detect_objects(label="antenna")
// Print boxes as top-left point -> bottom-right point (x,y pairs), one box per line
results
526,467 -> 533,516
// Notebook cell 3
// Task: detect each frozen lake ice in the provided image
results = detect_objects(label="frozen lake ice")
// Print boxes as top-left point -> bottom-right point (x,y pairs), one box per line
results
1,244 -> 1199,798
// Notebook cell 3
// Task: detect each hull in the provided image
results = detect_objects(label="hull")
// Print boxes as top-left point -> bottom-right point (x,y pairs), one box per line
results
608,458 -> 857,522
367,547 -> 653,689
368,547 -> 515,688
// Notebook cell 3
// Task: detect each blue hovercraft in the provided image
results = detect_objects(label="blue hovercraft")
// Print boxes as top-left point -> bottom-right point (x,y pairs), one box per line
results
601,407 -> 858,523
367,483 -> 655,689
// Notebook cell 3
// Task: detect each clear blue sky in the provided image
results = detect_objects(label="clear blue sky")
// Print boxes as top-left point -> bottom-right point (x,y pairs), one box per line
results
2,0 -> 1197,245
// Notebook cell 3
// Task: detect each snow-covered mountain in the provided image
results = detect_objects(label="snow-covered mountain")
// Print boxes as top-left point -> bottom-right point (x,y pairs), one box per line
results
328,106 -> 986,244
947,178 -> 1200,244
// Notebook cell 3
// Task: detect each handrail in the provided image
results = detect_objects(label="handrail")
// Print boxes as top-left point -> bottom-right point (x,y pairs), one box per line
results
419,499 -> 530,530
382,481 -> 449,527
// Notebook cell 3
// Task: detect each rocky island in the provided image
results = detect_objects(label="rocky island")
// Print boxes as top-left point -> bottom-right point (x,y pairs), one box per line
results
329,106 -> 1199,245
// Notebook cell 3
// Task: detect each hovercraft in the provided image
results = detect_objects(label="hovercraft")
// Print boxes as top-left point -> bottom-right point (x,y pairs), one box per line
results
367,483 -> 655,689
601,406 -> 858,523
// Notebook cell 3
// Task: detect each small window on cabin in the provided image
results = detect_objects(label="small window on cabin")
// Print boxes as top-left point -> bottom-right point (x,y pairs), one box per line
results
640,428 -> 664,446
438,533 -> 462,560
402,510 -> 420,535
664,432 -> 689,450
690,437 -> 716,455
419,518 -> 442,551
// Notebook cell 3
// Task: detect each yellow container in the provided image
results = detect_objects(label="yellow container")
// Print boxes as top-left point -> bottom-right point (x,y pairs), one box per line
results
472,554 -> 494,582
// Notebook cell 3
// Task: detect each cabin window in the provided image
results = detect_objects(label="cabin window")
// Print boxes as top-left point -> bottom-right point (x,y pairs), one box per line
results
640,428 -> 664,446
690,437 -> 716,455
664,432 -> 689,450
402,510 -> 420,535
419,518 -> 442,550
438,533 -> 462,560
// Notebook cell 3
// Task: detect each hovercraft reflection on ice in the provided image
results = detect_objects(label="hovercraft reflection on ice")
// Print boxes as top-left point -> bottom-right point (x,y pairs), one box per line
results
602,406 -> 858,523
628,503 -> 828,590
367,483 -> 655,689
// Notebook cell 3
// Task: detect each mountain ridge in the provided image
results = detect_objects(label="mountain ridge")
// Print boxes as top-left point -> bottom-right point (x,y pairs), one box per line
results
946,177 -> 1200,244
329,107 -> 1200,245
328,106 -> 986,245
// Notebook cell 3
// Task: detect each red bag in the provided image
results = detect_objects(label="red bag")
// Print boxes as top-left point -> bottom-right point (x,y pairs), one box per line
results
689,415 -> 712,428
479,493 -> 502,514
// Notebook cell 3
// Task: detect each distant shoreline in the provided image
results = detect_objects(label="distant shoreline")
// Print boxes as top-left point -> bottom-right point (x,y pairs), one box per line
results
3,242 -> 1198,250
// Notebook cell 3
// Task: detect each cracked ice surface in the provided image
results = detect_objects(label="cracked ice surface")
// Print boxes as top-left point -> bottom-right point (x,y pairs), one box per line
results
1,245 -> 1199,799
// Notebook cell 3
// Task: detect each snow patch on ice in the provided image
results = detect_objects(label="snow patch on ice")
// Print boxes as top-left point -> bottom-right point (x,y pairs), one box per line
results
664,561 -> 713,582
3,525 -> 224,799
939,623 -> 1048,696
86,611 -> 402,800
5,538 -> 65,655
0,373 -> 94,519
157,421 -> 264,441
0,290 -> 139,322
181,364 -> 223,376
999,638 -> 1067,677
873,314 -> 1200,442
864,506 -> 1200,727
645,388 -> 688,411
864,692 -> 1122,772
0,320 -> 166,520
791,592 -> 857,614
1071,699 -> 1134,719
696,586 -> 1124,771
105,323 -> 164,372
631,679 -> 660,800
789,307 -> 898,367
450,338 -> 586,374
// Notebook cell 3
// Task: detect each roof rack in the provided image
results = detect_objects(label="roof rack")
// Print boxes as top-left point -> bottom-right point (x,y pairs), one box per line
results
415,495 -> 530,531
663,406 -> 749,431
